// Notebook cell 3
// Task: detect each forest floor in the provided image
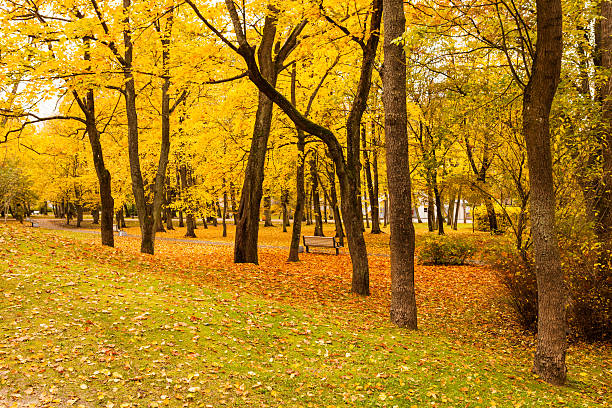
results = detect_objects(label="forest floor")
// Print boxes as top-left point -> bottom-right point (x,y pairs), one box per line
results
0,223 -> 610,407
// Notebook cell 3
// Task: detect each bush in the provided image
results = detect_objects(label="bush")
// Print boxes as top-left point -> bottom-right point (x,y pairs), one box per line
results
418,236 -> 474,265
473,205 -> 522,233
493,252 -> 538,333
492,241 -> 612,342
563,241 -> 612,342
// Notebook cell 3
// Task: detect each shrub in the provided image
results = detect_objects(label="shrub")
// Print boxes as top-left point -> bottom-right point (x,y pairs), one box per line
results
492,241 -> 612,342
492,250 -> 538,333
473,205 -> 522,233
418,236 -> 474,265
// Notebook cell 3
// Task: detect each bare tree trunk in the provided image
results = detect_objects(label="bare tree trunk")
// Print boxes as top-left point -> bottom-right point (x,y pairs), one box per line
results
120,0 -> 155,254
281,188 -> 289,233
263,192 -> 273,227
179,165 -> 196,238
310,154 -> 324,236
92,208 -> 100,225
523,0 -> 566,384
222,0 -> 381,295
447,189 -> 455,226
413,191 -> 422,223
222,190 -> 228,237
178,210 -> 184,227
383,192 -> 388,227
371,124 -> 382,233
383,0 -> 417,328
288,66 -> 306,261
427,185 -> 435,232
71,38 -> 115,247
433,175 -> 445,235
230,182 -> 237,225
453,187 -> 462,230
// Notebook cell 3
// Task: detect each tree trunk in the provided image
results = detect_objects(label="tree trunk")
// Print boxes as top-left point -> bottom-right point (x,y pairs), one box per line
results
92,209 -> 100,225
427,185 -> 435,232
76,204 -> 83,228
222,190 -> 228,237
433,176 -> 445,235
580,0 -> 612,267
384,192 -> 388,227
230,182 -> 237,225
281,189 -> 288,233
306,185 -> 312,225
453,187 -> 462,230
323,188 -> 328,223
165,207 -> 174,230
223,0 -> 381,295
185,213 -> 196,237
121,0 -> 154,254
362,123 -> 379,233
179,165 -> 196,238
310,155 -> 324,236
234,14 -> 282,264
154,13 -> 175,236
523,0 -> 566,384
178,210 -> 184,227
371,125 -> 381,233
288,66 -> 306,261
73,40 -> 114,247
413,191 -> 422,223
383,0 -> 418,328
447,189 -> 455,226
327,163 -> 345,246
263,192 -> 273,227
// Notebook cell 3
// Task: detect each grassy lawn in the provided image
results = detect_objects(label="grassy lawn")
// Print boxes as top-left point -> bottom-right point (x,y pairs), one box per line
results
0,224 -> 609,407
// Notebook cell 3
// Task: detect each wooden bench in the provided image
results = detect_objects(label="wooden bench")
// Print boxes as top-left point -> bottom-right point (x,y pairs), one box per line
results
302,235 -> 341,255
25,218 -> 39,227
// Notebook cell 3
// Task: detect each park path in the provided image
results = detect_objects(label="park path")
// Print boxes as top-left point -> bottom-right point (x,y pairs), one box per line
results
34,218 -> 391,257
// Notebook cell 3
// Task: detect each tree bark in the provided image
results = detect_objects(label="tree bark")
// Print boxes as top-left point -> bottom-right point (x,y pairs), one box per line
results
179,165 -> 196,238
263,192 -> 273,227
222,190 -> 228,237
233,11 -> 297,264
371,124 -> 382,233
121,0 -> 155,254
310,154 -> 324,236
92,208 -> 100,225
427,185 -> 435,232
453,186 -> 462,230
447,189 -> 455,226
523,0 -> 566,384
383,0 -> 418,328
288,65 -> 306,261
71,41 -> 114,247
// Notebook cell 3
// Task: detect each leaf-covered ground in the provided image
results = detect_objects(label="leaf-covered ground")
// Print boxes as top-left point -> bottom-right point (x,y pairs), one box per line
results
0,224 -> 609,407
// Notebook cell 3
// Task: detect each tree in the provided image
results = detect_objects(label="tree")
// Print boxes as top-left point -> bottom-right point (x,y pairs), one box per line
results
217,0 -> 382,295
382,0 -> 418,328
522,0 -> 566,385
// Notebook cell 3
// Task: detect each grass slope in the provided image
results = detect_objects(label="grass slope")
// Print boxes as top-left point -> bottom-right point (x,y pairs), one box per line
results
0,225 -> 609,407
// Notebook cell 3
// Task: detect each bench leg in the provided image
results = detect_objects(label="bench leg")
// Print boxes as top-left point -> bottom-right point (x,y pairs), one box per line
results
305,246 -> 309,253
335,247 -> 339,255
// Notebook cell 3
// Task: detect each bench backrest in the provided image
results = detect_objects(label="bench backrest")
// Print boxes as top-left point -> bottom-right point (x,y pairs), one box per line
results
303,235 -> 337,247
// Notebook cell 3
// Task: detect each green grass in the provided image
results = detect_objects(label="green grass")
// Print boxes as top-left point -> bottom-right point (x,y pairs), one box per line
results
0,225 -> 609,407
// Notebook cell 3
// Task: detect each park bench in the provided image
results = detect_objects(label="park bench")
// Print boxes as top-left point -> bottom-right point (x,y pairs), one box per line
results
302,235 -> 341,255
25,217 -> 39,227
114,224 -> 127,236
